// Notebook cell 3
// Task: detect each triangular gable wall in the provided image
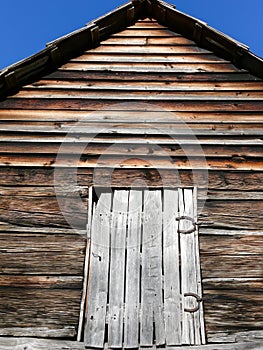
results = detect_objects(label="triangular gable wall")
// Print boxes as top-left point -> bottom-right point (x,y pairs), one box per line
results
0,0 -> 262,100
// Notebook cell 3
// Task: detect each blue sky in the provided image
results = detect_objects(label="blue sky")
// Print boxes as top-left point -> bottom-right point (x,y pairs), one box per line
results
0,0 -> 262,70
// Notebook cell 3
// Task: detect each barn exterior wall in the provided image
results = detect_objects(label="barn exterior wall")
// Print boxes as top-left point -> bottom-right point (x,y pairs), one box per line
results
0,20 -> 262,343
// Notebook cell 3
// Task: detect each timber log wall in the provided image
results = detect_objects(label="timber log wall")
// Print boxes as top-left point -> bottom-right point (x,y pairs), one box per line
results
0,20 -> 262,342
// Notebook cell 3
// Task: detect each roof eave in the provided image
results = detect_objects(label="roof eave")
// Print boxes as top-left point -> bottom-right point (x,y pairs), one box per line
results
0,0 -> 144,100
0,0 -> 262,100
150,0 -> 263,77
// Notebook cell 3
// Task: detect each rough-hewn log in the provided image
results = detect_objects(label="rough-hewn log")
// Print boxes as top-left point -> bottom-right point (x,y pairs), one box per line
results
199,200 -> 263,229
203,280 -> 263,338
0,288 -> 81,329
0,234 -> 85,275
0,275 -> 82,289
207,329 -> 263,344
45,70 -> 262,82
0,327 -> 76,338
200,235 -> 263,255
0,195 -> 87,228
1,168 -> 263,191
201,255 -> 262,278
28,79 -> 263,91
1,155 -> 263,170
1,98 -> 263,112
1,143 -> 263,160
2,109 -> 263,122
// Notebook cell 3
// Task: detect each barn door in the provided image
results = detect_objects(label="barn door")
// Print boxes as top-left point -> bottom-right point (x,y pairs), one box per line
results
84,188 -> 205,348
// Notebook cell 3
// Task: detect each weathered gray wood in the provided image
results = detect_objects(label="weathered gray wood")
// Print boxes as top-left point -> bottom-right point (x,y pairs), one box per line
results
77,186 -> 93,341
179,189 -> 205,345
193,188 -> 206,345
3,109 -> 263,122
140,190 -> 165,346
84,192 -> 112,348
179,189 -> 193,345
108,190 -> 128,348
0,336 -> 262,350
0,337 -> 85,350
163,189 -> 181,345
27,78 -> 263,90
63,54 -> 227,64
33,62 -> 239,74
0,327 -> 76,338
84,44 -> 211,54
124,190 -> 142,348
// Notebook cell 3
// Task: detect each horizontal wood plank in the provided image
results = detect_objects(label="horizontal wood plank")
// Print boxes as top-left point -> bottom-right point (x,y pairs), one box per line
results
0,195 -> 87,228
199,200 -> 263,229
0,288 -> 81,329
0,337 -> 261,349
0,234 -> 85,275
2,98 -> 263,112
27,79 -> 263,91
200,235 -> 263,255
1,155 -> 263,170
45,70 -> 260,82
0,275 -> 82,289
203,280 -> 263,337
16,88 -> 263,98
102,36 -> 196,45
62,61 -> 237,73
0,327 -> 76,338
111,29 -> 177,37
1,168 -> 263,190
0,143 -> 263,159
201,255 -> 263,278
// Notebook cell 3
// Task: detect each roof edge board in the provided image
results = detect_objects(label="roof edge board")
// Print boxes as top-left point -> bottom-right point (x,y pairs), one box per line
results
150,0 -> 263,78
0,0 -> 145,100
0,0 -> 263,99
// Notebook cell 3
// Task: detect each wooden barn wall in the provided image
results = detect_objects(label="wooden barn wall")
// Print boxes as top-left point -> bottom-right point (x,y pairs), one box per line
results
0,20 -> 262,342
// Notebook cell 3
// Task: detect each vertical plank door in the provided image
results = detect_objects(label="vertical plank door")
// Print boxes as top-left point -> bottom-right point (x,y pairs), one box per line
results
163,189 -> 181,345
108,190 -> 129,348
140,190 -> 165,346
85,192 -> 112,348
179,188 -> 205,345
124,190 -> 142,348
84,188 -> 205,348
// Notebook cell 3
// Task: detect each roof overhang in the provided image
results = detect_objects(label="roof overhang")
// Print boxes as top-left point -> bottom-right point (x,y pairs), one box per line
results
0,0 -> 262,99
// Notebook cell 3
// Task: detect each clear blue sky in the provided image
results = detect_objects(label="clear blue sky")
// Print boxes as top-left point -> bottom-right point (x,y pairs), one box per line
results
0,0 -> 262,70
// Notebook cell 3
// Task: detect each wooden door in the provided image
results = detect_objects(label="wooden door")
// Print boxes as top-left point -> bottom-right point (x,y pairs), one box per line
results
84,188 -> 205,348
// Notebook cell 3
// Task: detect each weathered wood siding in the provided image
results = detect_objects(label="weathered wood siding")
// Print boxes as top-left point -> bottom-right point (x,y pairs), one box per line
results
0,20 -> 262,341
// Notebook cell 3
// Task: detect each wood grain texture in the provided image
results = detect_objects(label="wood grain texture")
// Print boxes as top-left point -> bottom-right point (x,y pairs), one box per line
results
1,168 -> 263,190
28,80 -> 263,90
0,336 -> 262,350
203,280 -> 263,338
124,190 -> 142,348
140,190 -> 164,346
0,18 -> 263,342
108,190 -> 128,347
0,288 -> 81,330
163,189 -> 181,345
85,193 -> 111,348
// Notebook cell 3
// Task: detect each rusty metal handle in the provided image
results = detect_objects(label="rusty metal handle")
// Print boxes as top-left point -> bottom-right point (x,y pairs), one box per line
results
184,293 -> 202,313
176,216 -> 197,234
